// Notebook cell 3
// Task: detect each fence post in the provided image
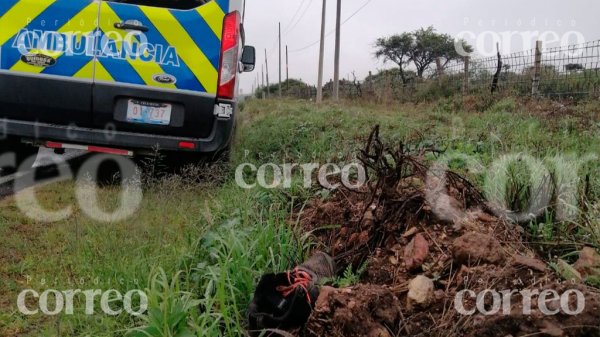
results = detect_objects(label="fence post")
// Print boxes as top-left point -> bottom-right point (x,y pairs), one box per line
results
436,57 -> 444,77
532,40 -> 543,96
463,56 -> 470,95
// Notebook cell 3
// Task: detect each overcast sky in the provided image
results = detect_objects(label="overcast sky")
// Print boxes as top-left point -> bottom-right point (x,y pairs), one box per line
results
239,0 -> 600,94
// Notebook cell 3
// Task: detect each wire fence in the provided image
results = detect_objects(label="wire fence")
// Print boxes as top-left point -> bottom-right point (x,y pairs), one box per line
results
254,40 -> 600,102
359,40 -> 600,101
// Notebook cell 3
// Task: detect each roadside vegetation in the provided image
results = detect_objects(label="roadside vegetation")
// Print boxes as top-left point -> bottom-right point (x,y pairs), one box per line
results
0,94 -> 599,336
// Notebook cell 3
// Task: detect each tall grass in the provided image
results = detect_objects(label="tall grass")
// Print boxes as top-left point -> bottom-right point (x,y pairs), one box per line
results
130,186 -> 310,337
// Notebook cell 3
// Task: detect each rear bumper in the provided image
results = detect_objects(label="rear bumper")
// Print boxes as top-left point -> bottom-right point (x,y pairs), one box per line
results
0,71 -> 224,140
1,116 -> 235,154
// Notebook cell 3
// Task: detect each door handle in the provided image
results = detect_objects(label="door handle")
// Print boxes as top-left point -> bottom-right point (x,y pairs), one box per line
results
114,21 -> 149,32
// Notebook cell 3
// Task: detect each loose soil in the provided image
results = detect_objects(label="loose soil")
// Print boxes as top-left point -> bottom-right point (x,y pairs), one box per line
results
292,126 -> 600,337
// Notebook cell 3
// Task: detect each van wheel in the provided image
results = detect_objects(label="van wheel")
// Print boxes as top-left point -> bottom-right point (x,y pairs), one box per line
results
182,145 -> 230,166
159,147 -> 231,179
0,137 -> 38,175
75,154 -> 140,186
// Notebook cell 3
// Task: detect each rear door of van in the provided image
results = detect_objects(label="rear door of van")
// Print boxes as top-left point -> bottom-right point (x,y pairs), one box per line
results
0,0 -> 99,125
92,0 -> 228,139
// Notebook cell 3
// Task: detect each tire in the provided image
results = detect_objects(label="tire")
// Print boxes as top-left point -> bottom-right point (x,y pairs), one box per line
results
174,150 -> 231,185
167,147 -> 230,171
134,146 -> 231,183
75,154 -> 140,186
0,137 -> 39,176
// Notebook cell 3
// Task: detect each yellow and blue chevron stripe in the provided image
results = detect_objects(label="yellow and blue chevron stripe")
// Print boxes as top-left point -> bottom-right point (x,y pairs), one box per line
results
0,0 -> 230,94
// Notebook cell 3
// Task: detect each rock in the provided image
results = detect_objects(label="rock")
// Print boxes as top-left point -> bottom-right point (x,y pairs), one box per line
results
513,255 -> 547,272
362,210 -> 376,227
573,247 -> 600,279
404,233 -> 429,271
407,275 -> 434,306
556,259 -> 583,283
452,232 -> 504,266
402,227 -> 419,238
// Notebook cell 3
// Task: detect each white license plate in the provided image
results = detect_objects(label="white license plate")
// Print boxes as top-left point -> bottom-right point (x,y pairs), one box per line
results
126,100 -> 172,125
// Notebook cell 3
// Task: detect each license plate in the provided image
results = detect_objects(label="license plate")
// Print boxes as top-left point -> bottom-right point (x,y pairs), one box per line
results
126,100 -> 172,125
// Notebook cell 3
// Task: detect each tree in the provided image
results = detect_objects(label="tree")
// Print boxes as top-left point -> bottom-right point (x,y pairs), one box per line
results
374,33 -> 414,85
409,26 -> 473,78
375,27 -> 473,82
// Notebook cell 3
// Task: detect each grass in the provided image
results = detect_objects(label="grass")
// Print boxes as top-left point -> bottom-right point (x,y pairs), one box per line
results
0,95 -> 599,336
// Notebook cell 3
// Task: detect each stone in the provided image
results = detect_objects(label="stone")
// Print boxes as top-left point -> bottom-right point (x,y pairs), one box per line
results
407,275 -> 434,305
404,233 -> 429,271
573,247 -> 600,278
452,232 -> 503,265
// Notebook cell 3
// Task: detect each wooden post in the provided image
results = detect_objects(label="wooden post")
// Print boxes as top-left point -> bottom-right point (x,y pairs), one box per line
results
316,0 -> 327,103
278,22 -> 282,97
463,56 -> 470,95
286,45 -> 289,91
532,40 -> 543,96
435,57 -> 444,77
264,49 -> 270,98
491,42 -> 502,93
332,0 -> 342,101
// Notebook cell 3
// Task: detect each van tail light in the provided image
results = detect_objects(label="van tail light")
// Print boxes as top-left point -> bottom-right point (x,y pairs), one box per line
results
178,141 -> 196,150
217,11 -> 241,99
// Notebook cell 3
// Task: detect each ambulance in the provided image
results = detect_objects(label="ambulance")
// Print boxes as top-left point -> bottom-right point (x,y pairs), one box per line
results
0,0 -> 254,172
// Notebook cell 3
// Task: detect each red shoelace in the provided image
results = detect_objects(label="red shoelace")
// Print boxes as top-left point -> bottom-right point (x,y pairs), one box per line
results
276,268 -> 313,305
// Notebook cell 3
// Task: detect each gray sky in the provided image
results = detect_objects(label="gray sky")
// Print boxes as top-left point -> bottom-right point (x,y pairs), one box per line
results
239,0 -> 600,94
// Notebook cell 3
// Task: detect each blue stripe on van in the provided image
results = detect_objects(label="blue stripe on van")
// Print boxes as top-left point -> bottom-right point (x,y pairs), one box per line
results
3,0 -> 94,71
170,8 -> 221,70
0,0 -> 20,18
98,58 -> 145,85
95,29 -> 145,85
215,0 -> 229,12
42,43 -> 93,77
109,3 -> 205,91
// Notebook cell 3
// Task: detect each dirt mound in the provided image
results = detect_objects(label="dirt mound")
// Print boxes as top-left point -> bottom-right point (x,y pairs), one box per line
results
293,126 -> 600,337
469,283 -> 600,337
305,285 -> 401,337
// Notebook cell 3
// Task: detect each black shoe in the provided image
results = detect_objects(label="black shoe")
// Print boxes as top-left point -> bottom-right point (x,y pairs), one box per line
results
248,252 -> 335,336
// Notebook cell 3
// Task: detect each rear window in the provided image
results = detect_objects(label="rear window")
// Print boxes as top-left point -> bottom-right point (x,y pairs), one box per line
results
106,0 -> 213,10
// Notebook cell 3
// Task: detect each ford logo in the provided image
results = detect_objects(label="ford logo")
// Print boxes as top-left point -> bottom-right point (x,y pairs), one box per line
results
153,74 -> 177,84
20,53 -> 56,68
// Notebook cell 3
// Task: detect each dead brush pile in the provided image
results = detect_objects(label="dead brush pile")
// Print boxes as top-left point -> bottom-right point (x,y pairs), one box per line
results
295,126 -> 600,337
